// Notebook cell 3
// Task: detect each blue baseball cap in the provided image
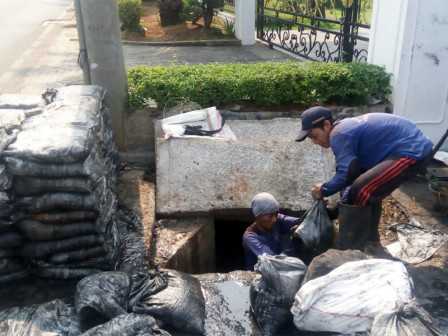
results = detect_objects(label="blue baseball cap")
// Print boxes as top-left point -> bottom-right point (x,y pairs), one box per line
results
295,106 -> 333,142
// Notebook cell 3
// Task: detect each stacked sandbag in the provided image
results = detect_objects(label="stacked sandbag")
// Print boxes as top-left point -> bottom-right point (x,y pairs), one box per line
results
0,130 -> 21,282
0,102 -> 40,283
1,85 -> 120,280
0,223 -> 28,284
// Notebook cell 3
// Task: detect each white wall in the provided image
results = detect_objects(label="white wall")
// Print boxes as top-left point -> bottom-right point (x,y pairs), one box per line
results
368,0 -> 448,149
234,0 -> 255,45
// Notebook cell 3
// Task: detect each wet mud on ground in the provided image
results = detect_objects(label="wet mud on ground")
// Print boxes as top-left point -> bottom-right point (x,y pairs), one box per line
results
389,166 -> 448,331
0,163 -> 447,334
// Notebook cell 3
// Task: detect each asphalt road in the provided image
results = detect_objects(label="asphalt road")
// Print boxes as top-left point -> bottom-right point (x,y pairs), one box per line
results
0,0 -> 295,96
0,0 -> 74,94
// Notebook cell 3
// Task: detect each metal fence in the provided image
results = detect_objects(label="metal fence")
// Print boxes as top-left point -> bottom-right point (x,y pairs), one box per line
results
256,0 -> 371,62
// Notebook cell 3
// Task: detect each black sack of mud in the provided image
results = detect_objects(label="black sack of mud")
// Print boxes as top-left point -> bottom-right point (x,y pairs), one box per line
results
294,199 -> 334,249
79,312 -> 171,336
0,257 -> 29,284
75,269 -> 206,335
0,299 -> 81,336
0,191 -> 13,218
302,248 -> 368,284
129,269 -> 206,335
75,271 -> 132,331
250,254 -> 307,336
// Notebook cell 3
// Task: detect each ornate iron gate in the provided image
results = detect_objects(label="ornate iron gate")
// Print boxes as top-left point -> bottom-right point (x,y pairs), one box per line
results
256,0 -> 371,62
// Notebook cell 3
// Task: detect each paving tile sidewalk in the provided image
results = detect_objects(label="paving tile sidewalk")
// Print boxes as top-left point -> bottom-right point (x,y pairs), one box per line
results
122,41 -> 297,67
19,10 -> 296,94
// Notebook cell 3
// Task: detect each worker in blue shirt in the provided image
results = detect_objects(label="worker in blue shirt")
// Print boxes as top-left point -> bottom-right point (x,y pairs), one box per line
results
295,106 -> 433,251
242,192 -> 301,271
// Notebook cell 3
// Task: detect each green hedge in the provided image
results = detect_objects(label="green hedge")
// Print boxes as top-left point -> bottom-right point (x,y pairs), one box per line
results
126,61 -> 391,109
118,0 -> 142,32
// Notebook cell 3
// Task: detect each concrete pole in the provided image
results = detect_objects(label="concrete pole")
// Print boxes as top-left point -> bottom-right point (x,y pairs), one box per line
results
80,0 -> 127,150
73,0 -> 91,85
235,0 -> 255,45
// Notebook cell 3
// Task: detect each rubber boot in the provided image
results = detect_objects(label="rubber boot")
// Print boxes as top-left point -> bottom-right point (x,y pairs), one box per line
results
365,202 -> 394,259
338,203 -> 371,251
368,202 -> 382,243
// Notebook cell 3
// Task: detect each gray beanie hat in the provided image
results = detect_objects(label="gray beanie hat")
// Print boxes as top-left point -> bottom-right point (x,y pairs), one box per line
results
251,192 -> 280,217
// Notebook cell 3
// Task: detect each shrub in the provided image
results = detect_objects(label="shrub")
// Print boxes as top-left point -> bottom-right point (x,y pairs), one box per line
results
118,0 -> 142,32
223,19 -> 235,37
126,61 -> 391,109
180,0 -> 203,24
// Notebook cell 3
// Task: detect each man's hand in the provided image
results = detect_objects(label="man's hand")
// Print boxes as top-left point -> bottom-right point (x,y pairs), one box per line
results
311,183 -> 323,200
290,224 -> 299,238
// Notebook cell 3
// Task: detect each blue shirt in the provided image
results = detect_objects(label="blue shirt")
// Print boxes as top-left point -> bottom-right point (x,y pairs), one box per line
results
321,113 -> 433,197
242,213 -> 300,271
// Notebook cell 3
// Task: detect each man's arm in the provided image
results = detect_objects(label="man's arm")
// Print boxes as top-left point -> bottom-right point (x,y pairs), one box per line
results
321,134 -> 358,197
243,234 -> 275,257
277,214 -> 300,234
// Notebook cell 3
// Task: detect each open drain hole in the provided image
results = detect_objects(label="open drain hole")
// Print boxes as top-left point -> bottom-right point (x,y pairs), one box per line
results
214,217 -> 248,273
214,209 -> 305,273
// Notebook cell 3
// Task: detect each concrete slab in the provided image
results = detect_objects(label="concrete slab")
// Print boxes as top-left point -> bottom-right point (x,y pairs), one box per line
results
153,217 -> 216,274
155,118 -> 336,215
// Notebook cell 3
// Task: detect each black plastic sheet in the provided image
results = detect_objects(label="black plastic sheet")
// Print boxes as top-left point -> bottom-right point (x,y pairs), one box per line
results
387,220 -> 448,264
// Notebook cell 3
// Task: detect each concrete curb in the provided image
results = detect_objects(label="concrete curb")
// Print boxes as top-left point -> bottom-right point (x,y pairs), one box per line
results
122,39 -> 242,47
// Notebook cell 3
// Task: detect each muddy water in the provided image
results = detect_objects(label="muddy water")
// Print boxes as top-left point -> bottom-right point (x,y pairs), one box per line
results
196,272 -> 337,336
201,278 -> 260,336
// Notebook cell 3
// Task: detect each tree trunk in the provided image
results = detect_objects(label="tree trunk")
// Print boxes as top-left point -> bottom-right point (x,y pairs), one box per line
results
200,3 -> 215,29
203,7 -> 214,29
